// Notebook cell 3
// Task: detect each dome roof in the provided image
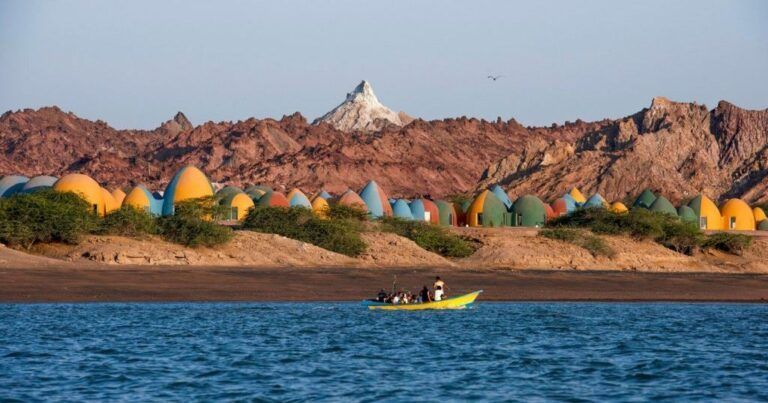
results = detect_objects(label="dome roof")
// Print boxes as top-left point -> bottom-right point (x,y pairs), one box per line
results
687,194 -> 722,230
162,166 -> 214,216
359,180 -> 393,218
338,190 -> 368,212
466,190 -> 507,227
257,191 -> 290,208
391,199 -> 413,220
100,187 -> 119,215
287,188 -> 312,208
633,189 -> 657,209
584,193 -> 607,209
753,207 -> 767,223
0,175 -> 29,197
53,174 -> 105,215
552,197 -> 575,215
409,198 -> 439,224
311,196 -> 330,218
221,192 -> 254,221
20,175 -> 57,194
677,205 -> 698,224
111,188 -> 126,206
490,185 -> 513,209
434,200 -> 457,226
720,199 -> 755,231
217,186 -> 243,200
124,185 -> 162,215
568,187 -> 587,204
512,195 -> 547,227
610,202 -> 628,214
649,196 -> 678,216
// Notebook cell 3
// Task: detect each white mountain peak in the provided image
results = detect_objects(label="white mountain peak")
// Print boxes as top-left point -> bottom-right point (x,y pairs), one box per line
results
315,80 -> 410,132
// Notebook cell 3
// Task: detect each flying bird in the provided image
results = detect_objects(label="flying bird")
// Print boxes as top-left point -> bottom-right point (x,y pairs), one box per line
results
487,75 -> 503,81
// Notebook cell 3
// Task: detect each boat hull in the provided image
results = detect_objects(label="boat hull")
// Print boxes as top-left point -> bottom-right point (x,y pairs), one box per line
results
363,290 -> 482,311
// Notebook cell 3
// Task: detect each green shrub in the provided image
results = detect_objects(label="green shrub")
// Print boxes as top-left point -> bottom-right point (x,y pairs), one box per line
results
97,206 -> 158,237
702,233 -> 753,256
157,197 -> 233,247
379,217 -> 476,258
548,208 -> 704,255
242,207 -> 366,257
540,228 -> 614,257
0,190 -> 98,249
539,227 -> 579,242
326,203 -> 369,222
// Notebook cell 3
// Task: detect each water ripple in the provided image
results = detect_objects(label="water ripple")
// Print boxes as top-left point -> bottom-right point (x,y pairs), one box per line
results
1,302 -> 767,401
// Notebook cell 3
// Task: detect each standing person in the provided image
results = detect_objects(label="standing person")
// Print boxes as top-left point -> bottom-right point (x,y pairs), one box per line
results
433,276 -> 446,301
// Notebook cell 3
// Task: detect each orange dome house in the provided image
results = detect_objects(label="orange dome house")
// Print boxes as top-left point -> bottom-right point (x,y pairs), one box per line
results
687,194 -> 722,230
753,207 -> 767,224
257,191 -> 290,208
720,199 -> 755,231
466,190 -> 508,227
162,166 -> 215,216
53,174 -> 105,216
337,190 -> 368,212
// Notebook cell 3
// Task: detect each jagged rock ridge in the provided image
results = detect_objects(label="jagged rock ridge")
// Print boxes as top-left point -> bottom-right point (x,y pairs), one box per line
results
477,97 -> 768,204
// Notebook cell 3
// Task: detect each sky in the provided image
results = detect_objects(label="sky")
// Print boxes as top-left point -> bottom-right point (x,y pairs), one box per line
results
1,0 -> 767,129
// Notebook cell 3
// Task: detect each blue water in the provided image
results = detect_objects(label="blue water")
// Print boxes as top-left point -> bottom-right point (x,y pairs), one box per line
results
2,303 -> 768,402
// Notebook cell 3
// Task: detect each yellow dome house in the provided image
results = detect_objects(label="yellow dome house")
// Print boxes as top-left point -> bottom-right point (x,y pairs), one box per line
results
720,199 -> 755,231
123,185 -> 162,215
687,194 -> 722,230
610,202 -> 629,214
220,192 -> 255,221
311,196 -> 330,218
111,188 -> 127,206
53,174 -> 106,216
100,188 -> 120,215
568,187 -> 587,204
162,166 -> 214,216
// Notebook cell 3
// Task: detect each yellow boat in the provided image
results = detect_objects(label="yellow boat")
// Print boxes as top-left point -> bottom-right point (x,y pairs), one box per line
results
363,290 -> 482,311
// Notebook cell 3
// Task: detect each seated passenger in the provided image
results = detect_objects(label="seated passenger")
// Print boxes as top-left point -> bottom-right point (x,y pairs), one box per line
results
434,285 -> 444,301
419,286 -> 431,303
377,289 -> 387,302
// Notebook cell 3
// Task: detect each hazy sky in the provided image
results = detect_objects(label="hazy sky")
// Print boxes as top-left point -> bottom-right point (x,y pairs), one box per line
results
1,0 -> 767,129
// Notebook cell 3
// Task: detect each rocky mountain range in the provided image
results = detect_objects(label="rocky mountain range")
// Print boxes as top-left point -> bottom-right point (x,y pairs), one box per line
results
1,81 -> 766,203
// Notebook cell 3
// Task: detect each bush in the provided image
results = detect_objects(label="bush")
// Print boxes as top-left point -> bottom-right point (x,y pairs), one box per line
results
157,197 -> 233,247
242,207 -> 366,257
326,203 -> 369,222
379,217 -> 476,258
97,206 -> 158,237
702,233 -> 753,256
540,228 -> 615,257
0,190 -> 98,249
548,208 -> 704,255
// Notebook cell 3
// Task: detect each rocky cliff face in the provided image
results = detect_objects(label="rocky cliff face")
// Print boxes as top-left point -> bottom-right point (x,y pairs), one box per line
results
477,98 -> 768,203
1,96 -> 766,202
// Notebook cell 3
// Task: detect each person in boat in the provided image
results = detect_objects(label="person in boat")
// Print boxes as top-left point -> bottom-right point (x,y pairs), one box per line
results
419,286 -> 431,303
391,292 -> 401,304
433,276 -> 446,301
377,289 -> 387,302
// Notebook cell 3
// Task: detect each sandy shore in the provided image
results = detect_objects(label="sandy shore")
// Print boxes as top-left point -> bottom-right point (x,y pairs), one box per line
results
2,264 -> 768,302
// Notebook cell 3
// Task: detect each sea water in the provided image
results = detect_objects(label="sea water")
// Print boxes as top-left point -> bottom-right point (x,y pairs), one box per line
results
1,303 -> 767,401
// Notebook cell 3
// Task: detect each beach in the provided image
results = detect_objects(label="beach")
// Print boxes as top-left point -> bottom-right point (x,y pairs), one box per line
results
2,263 -> 768,303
